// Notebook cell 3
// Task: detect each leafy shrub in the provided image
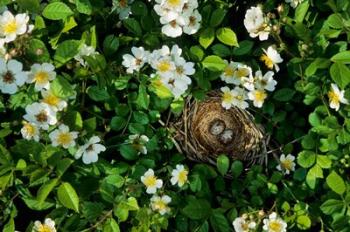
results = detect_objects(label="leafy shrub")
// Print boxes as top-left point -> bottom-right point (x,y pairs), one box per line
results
0,0 -> 349,231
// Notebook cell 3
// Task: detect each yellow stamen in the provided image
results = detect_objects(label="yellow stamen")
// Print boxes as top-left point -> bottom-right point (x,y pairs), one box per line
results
224,66 -> 235,77
255,90 -> 267,102
269,220 -> 282,232
281,159 -> 293,171
3,20 -> 17,34
57,133 -> 72,146
154,199 -> 167,211
144,175 -> 157,187
235,68 -> 250,78
35,71 -> 49,84
43,94 -> 60,107
167,0 -> 181,7
157,61 -> 171,73
328,90 -> 340,104
178,170 -> 188,185
23,123 -> 36,136
222,92 -> 234,103
261,54 -> 274,69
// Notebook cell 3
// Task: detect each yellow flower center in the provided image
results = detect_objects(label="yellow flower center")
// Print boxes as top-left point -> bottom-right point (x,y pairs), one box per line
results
3,20 -> 17,34
328,90 -> 340,104
178,170 -> 188,185
167,0 -> 181,7
269,220 -> 282,232
261,54 -> 274,69
236,95 -> 244,101
23,123 -> 36,136
144,175 -> 157,187
35,71 -> 49,84
222,92 -> 234,103
157,61 -> 171,73
224,66 -> 235,77
235,68 -> 250,78
255,90 -> 267,102
281,159 -> 293,171
154,199 -> 167,211
43,94 -> 60,107
38,225 -> 54,232
57,132 -> 72,146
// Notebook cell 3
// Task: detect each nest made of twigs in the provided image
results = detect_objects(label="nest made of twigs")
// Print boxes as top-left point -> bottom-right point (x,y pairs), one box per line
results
172,91 -> 269,166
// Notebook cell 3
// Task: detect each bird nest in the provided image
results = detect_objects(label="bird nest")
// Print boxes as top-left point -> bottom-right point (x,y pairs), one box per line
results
172,91 -> 269,166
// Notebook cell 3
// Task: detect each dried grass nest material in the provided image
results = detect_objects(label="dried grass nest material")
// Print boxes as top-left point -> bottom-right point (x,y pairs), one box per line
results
172,91 -> 270,166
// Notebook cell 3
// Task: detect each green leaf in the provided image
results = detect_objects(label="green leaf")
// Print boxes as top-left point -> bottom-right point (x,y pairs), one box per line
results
326,171 -> 346,195
330,62 -> 350,89
202,55 -> 226,72
305,58 -> 331,76
273,88 -> 296,102
216,28 -> 239,47
123,18 -> 142,36
231,160 -> 243,178
87,86 -> 110,101
3,218 -> 14,232
210,210 -> 230,232
326,14 -> 344,29
296,215 -> 311,230
110,116 -> 127,131
131,1 -> 148,16
25,39 -> 50,63
216,155 -> 229,176
17,0 -> 40,13
54,40 -> 80,67
331,51 -> 350,64
320,199 -> 344,215
297,151 -> 316,168
232,40 -> 254,56
199,28 -> 215,49
210,8 -> 227,27
75,0 -> 92,15
119,144 -> 138,160
103,35 -> 119,56
136,84 -> 150,110
51,76 -> 75,98
190,45 -> 205,61
317,155 -> 332,169
42,2 -> 73,20
295,1 -> 309,22
36,178 -> 59,203
182,198 -> 211,220
103,218 -> 121,232
306,164 -> 323,189
57,182 -> 80,212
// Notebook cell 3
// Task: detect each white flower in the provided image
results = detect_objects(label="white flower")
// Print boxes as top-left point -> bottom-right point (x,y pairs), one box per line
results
49,124 -> 78,149
161,16 -> 186,38
233,217 -> 256,232
221,86 -> 249,110
254,70 -> 277,92
328,83 -> 348,111
150,195 -> 172,215
261,46 -> 283,72
74,44 -> 98,67
0,11 -> 29,43
244,6 -> 270,41
122,47 -> 149,74
220,61 -> 252,86
285,0 -> 304,8
182,0 -> 198,14
23,103 -> 57,130
128,134 -> 149,154
75,136 -> 106,164
27,63 -> 56,91
221,86 -> 236,110
173,57 -> 194,84
162,0 -> 186,12
112,0 -> 134,20
162,76 -> 187,98
183,10 -> 201,35
276,154 -> 296,175
248,89 -> 267,108
41,90 -> 67,112
154,4 -> 179,23
0,39 -> 6,58
141,168 -> 163,194
0,58 -> 27,94
263,212 -> 287,232
21,122 -> 40,142
153,57 -> 175,78
170,44 -> 182,59
170,164 -> 188,187
33,218 -> 56,232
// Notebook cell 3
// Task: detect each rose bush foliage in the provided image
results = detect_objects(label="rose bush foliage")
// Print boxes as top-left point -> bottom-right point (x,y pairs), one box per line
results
0,0 -> 350,231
